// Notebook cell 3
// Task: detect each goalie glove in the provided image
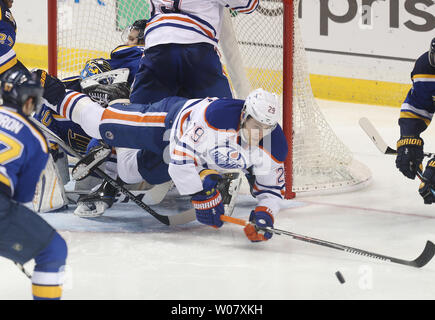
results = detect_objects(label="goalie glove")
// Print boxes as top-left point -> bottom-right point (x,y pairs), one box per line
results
395,136 -> 424,179
243,207 -> 274,242
419,158 -> 435,204
191,169 -> 225,228
82,82 -> 131,108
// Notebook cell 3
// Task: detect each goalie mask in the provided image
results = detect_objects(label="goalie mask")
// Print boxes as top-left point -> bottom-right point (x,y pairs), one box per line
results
429,37 -> 435,68
80,68 -> 131,108
80,58 -> 112,80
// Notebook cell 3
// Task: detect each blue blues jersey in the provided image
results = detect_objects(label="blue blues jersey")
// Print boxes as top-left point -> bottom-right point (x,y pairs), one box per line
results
108,45 -> 144,85
399,51 -> 435,136
34,76 -> 91,155
0,1 -> 17,74
0,106 -> 48,203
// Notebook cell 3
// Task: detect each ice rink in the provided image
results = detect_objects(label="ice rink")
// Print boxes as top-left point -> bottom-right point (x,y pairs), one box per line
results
1,99 -> 435,300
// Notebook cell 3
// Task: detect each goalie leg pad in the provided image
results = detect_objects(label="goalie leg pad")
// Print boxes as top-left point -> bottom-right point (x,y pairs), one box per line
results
33,154 -> 68,213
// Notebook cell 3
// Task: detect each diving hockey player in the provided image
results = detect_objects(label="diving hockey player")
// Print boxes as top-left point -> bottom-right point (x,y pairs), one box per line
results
129,0 -> 260,104
40,73 -> 287,242
396,38 -> 435,204
0,68 -> 68,299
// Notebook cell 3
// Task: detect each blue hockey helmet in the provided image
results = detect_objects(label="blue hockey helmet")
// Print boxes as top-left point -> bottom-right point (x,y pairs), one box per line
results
429,38 -> 435,68
80,58 -> 112,80
0,68 -> 43,113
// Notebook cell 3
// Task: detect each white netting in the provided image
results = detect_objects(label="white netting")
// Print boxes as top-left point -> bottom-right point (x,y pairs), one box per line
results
56,0 -> 150,79
220,0 -> 371,194
54,0 -> 371,195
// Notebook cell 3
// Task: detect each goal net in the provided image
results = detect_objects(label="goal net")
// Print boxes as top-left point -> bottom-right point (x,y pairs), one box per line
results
48,0 -> 371,198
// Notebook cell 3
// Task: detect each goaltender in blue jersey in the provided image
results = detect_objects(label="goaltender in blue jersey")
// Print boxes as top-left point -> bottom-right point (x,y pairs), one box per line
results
396,38 -> 435,205
33,19 -> 146,155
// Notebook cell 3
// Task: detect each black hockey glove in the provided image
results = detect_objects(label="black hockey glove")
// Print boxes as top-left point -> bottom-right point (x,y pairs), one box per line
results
419,158 -> 435,204
32,69 -> 66,106
395,136 -> 424,179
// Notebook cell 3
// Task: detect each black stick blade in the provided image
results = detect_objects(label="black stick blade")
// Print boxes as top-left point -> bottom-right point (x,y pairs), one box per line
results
409,241 -> 435,268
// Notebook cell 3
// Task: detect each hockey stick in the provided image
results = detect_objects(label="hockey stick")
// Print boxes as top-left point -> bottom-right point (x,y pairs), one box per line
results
359,117 -> 435,158
15,262 -> 31,279
358,117 -> 434,184
221,215 -> 435,268
29,117 -> 195,226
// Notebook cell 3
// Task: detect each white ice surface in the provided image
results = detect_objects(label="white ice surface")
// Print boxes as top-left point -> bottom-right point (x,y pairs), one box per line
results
1,99 -> 435,300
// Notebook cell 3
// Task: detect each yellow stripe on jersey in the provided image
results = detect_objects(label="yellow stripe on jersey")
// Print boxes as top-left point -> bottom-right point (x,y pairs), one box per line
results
412,74 -> 435,80
0,132 -> 23,165
0,107 -> 48,153
0,172 -> 11,187
0,56 -> 17,74
111,44 -> 143,54
400,111 -> 431,126
32,284 -> 62,299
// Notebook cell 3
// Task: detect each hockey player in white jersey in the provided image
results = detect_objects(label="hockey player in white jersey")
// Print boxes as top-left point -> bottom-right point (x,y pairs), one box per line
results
130,0 -> 259,104
40,70 -> 287,241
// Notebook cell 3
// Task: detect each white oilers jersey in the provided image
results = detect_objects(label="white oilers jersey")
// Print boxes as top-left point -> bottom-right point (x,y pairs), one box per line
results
168,97 -> 287,216
145,0 -> 259,49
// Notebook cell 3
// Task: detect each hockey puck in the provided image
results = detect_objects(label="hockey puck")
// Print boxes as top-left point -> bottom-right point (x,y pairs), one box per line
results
335,271 -> 345,284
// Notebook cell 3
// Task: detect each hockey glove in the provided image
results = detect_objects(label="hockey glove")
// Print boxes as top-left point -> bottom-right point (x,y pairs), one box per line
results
33,69 -> 66,107
419,158 -> 435,204
191,169 -> 225,228
396,136 -> 424,179
244,207 -> 274,242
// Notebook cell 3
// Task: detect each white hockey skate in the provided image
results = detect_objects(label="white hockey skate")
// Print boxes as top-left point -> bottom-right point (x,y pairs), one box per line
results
74,180 -> 118,218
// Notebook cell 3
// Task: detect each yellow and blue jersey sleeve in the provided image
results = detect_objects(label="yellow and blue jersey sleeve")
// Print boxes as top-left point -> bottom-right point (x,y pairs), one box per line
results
0,107 -> 48,203
0,1 -> 17,74
109,45 -> 144,84
399,52 -> 435,136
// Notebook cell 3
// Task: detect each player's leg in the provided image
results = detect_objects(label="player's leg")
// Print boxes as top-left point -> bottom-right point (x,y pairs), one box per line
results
180,43 -> 233,99
0,193 -> 67,300
130,44 -> 180,104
